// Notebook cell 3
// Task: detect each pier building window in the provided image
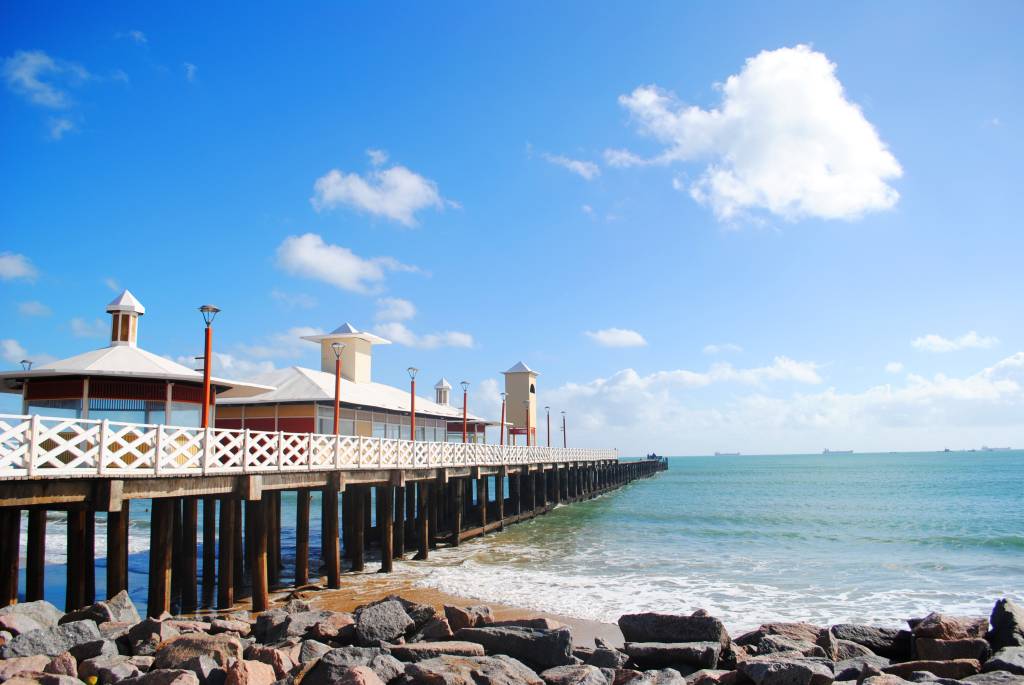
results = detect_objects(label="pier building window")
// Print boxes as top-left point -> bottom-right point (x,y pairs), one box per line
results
27,399 -> 82,419
169,402 -> 201,428
88,399 -> 166,425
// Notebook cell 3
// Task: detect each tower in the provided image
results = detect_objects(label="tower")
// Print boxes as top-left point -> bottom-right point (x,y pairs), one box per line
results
106,290 -> 146,347
301,323 -> 391,383
503,361 -> 538,445
434,377 -> 452,405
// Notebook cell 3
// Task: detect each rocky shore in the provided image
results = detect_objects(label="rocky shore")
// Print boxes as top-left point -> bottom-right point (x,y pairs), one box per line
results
0,592 -> 1022,685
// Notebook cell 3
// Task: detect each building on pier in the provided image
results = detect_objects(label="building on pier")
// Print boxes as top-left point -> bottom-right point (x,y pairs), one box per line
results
504,361 -> 538,445
0,290 -> 269,425
216,324 -> 491,442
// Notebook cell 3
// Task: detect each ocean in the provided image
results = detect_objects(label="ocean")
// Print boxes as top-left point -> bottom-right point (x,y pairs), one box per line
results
17,451 -> 1024,631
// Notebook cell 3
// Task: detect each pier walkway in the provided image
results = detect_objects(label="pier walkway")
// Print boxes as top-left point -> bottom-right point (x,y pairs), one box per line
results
0,414 -> 666,617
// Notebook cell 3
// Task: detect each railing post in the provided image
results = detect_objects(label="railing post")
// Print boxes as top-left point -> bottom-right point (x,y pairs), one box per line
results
202,427 -> 212,475
155,425 -> 164,475
307,433 -> 314,471
334,434 -> 341,469
242,429 -> 251,473
26,414 -> 40,477
277,431 -> 285,472
97,419 -> 109,475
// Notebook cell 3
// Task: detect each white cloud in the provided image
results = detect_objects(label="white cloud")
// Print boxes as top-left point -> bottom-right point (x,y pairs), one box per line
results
704,342 -> 743,355
610,45 -> 902,221
104,277 -> 120,292
912,331 -> 999,353
3,50 -> 76,108
275,233 -> 420,294
376,297 -> 416,322
367,149 -> 388,166
184,63 -> 197,82
18,301 -> 51,317
48,117 -> 74,140
311,153 -> 448,226
586,328 -> 648,348
173,352 -> 276,378
127,30 -> 147,44
270,289 -> 316,309
581,204 -> 594,215
885,361 -> 904,374
70,317 -> 107,338
0,252 -> 38,281
541,152 -> 600,180
236,326 -> 321,360
1,339 -> 28,364
471,378 -> 503,418
374,322 -> 474,350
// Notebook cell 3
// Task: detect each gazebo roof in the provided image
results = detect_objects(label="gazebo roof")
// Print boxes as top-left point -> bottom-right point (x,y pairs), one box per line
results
106,289 -> 146,315
434,377 -> 452,390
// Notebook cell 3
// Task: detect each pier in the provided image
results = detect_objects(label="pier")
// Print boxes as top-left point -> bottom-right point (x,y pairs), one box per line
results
0,414 -> 666,616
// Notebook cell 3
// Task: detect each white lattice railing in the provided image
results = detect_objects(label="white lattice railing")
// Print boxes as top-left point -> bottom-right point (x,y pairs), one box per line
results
0,414 -> 618,479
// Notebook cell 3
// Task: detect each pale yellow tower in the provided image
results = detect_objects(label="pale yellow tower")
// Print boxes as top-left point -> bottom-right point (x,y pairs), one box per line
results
503,361 -> 538,445
301,323 -> 391,383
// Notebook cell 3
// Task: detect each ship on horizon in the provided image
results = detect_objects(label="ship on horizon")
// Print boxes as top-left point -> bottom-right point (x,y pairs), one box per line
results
715,451 -> 741,456
981,445 -> 1013,451
823,448 -> 854,454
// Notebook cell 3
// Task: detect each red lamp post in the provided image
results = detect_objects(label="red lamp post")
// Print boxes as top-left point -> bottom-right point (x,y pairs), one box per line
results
523,400 -> 531,447
499,392 -> 506,446
331,342 -> 345,435
545,406 -> 551,448
460,381 -> 469,443
561,411 -> 567,448
198,305 -> 220,429
407,367 -> 418,442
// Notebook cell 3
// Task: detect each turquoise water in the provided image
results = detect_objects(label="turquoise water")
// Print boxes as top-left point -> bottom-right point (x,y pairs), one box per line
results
19,452 -> 1024,629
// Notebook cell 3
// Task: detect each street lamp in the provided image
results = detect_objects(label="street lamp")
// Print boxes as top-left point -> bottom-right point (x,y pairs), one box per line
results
19,360 -> 32,371
407,367 -> 418,442
523,400 -> 531,447
331,342 -> 345,435
198,304 -> 220,429
561,411 -> 567,448
545,406 -> 551,448
499,392 -> 507,446
460,381 -> 470,443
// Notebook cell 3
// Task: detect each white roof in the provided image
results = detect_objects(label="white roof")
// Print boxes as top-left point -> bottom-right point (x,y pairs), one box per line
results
106,289 -> 146,315
434,377 -> 452,390
503,361 -> 537,375
218,366 -> 486,421
0,345 -> 272,397
301,323 -> 391,346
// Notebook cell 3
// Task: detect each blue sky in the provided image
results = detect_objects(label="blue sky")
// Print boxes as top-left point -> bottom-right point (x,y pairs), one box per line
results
2,2 -> 1023,454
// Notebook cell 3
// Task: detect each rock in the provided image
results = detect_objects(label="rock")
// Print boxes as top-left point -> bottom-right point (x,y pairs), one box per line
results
862,677 -> 911,685
834,641 -> 875,661
883,659 -> 981,680
224,659 -> 276,685
300,646 -> 404,685
540,664 -> 610,685
70,637 -> 118,662
308,612 -> 356,642
738,656 -> 834,685
623,643 -> 721,670
244,644 -> 295,679
79,653 -> 143,684
911,614 -> 987,641
494,619 -> 565,631
44,652 -> 77,678
613,669 -> 644,685
298,640 -> 333,664
153,634 -> 244,670
640,669 -> 688,685
830,626 -> 908,661
177,655 -> 225,685
0,655 -> 51,681
903,673 -> 962,685
355,602 -> 416,647
618,614 -> 730,650
985,648 -> 1024,675
965,672 -> 1024,685
125,668 -> 203,685
0,619 -> 102,658
210,619 -> 252,637
0,601 -> 64,629
129,618 -> 182,656
833,656 -> 890,681
130,655 -> 155,672
455,627 -> 575,670
285,599 -> 314,614
989,601 -> 1024,651
444,606 -> 496,632
388,641 -> 487,662
336,664 -> 387,685
685,670 -> 730,685
383,597 -> 440,632
915,638 -> 991,662
588,649 -> 629,670
0,614 -> 46,636
753,636 -> 827,659
59,591 -> 141,627
737,625 -> 833,660
2,673 -> 83,685
411,618 -> 454,643
404,654 -> 545,685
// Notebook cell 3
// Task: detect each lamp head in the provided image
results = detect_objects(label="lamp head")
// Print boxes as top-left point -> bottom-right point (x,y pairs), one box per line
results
407,366 -> 419,380
500,391 -> 506,400
331,341 -> 346,359
460,380 -> 470,393
20,359 -> 32,371
198,304 -> 221,326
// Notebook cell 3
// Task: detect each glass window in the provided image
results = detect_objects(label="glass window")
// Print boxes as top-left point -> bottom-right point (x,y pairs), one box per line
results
372,421 -> 387,438
169,402 -> 201,428
28,399 -> 82,419
88,399 -> 167,425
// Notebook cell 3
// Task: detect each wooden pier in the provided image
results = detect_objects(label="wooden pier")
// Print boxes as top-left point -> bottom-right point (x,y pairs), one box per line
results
0,413 -> 666,616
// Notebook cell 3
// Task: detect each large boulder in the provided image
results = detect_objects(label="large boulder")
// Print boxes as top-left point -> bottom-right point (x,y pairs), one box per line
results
244,643 -> 295,679
0,601 -> 64,629
455,627 -> 574,670
445,606 -> 496,632
79,654 -> 143,684
737,625 -> 833,660
966,673 -> 1024,685
0,655 -> 52,681
540,664 -> 609,685
412,617 -> 455,642
985,648 -> 1024,676
883,659 -> 981,680
2,673 -> 83,685
989,601 -> 1024,651
830,625 -> 910,661
587,649 -> 629,670
833,655 -> 891,681
737,656 -> 834,685
834,640 -> 875,661
387,641 -> 487,662
911,614 -> 987,641
623,643 -> 721,670
128,617 -> 182,656
298,640 -> 333,664
618,614 -> 729,650
405,654 -> 545,685
494,619 -> 564,632
121,670 -> 203,685
300,645 -> 404,685
686,669 -> 732,685
152,634 -> 244,670
224,659 -> 276,685
0,619 -> 102,658
60,590 -> 141,626
356,601 -> 415,647
915,638 -> 991,662
0,614 -> 46,636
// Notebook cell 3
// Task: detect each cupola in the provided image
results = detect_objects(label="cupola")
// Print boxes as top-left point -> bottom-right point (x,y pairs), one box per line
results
106,290 -> 146,347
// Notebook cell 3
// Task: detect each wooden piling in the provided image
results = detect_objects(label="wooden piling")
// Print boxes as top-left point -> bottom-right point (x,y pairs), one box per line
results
181,498 -> 198,613
249,496 -> 269,612
26,509 -> 46,602
352,486 -> 365,571
202,497 -> 216,607
452,478 -> 463,546
394,485 -> 405,557
414,481 -> 429,561
428,479 -> 439,549
106,506 -> 128,599
171,499 -> 182,608
217,496 -> 235,609
341,489 -> 352,561
65,509 -> 86,611
295,489 -> 310,586
480,476 -> 489,531
0,509 -> 19,605
379,485 -> 394,573
233,499 -> 244,591
405,485 -> 415,542
147,498 -> 174,617
83,508 -> 95,605
323,481 -> 340,588
267,492 -> 280,588
496,473 -> 505,527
